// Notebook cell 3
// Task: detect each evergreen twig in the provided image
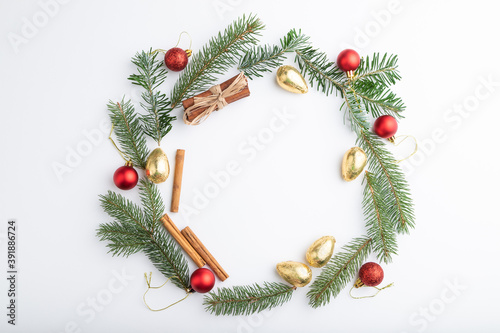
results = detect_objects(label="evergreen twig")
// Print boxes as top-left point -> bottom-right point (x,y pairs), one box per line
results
107,99 -> 149,168
238,29 -> 309,79
97,179 -> 190,290
129,49 -> 175,144
363,172 -> 397,263
352,81 -> 405,119
357,131 -> 415,234
295,47 -> 345,96
170,14 -> 264,108
307,237 -> 372,308
203,282 -> 296,316
352,53 -> 401,87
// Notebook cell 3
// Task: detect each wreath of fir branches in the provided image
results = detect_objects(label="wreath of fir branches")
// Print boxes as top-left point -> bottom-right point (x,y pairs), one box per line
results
97,14 -> 414,315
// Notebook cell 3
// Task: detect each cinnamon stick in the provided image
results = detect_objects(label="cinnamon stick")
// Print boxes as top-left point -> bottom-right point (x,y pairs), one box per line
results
170,149 -> 185,213
182,73 -> 250,122
181,227 -> 228,281
160,214 -> 205,268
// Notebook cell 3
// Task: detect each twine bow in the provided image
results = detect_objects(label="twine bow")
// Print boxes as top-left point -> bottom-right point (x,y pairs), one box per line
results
183,72 -> 247,125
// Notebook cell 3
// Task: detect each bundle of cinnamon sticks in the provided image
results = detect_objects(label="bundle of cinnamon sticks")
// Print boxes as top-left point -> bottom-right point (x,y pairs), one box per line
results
182,72 -> 250,125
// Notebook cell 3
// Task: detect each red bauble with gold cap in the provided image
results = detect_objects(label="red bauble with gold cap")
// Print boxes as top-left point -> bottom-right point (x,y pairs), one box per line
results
373,115 -> 398,140
337,49 -> 361,72
164,47 -> 189,72
113,162 -> 139,190
357,262 -> 384,287
190,268 -> 215,293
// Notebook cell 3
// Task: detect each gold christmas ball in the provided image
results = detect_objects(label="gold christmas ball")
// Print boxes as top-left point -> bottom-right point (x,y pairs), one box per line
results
276,65 -> 308,94
306,236 -> 336,268
276,261 -> 312,287
341,147 -> 367,181
145,147 -> 170,184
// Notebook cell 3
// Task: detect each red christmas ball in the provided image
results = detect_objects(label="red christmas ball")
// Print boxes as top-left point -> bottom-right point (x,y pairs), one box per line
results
113,165 -> 138,190
359,262 -> 384,287
337,49 -> 360,72
164,47 -> 189,72
190,268 -> 215,293
373,115 -> 398,139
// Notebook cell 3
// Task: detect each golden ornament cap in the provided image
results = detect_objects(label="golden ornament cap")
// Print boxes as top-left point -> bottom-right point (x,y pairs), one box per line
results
306,236 -> 336,268
276,65 -> 308,94
145,147 -> 170,184
341,147 -> 367,181
276,261 -> 312,287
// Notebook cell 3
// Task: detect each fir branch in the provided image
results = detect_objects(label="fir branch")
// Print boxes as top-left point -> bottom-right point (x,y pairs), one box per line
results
295,46 -> 346,96
138,178 -> 164,228
170,14 -> 264,108
352,53 -> 401,87
238,29 -> 309,79
341,88 -> 370,134
357,131 -> 415,234
352,80 -> 405,119
107,99 -> 149,169
129,49 -> 175,144
204,282 -> 296,316
307,237 -> 372,308
97,180 -> 190,290
363,172 -> 398,263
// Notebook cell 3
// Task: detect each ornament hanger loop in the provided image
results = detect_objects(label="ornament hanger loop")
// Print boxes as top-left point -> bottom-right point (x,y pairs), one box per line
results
349,282 -> 394,299
390,135 -> 418,164
109,124 -> 132,164
143,272 -> 191,312
175,31 -> 192,56
152,49 -> 167,55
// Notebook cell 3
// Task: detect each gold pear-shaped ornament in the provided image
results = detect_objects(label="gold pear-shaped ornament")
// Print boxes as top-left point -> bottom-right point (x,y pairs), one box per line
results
341,147 -> 367,181
306,236 -> 336,268
276,261 -> 312,287
145,147 -> 170,184
276,65 -> 308,94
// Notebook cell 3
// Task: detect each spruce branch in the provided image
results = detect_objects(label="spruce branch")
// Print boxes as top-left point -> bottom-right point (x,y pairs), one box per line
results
357,131 -> 415,234
107,98 -> 149,169
97,180 -> 190,290
307,237 -> 372,308
204,282 -> 296,316
238,29 -> 309,79
341,88 -> 370,134
352,81 -> 405,119
352,53 -> 401,87
363,172 -> 398,263
295,47 -> 345,96
170,14 -> 264,108
129,49 -> 175,144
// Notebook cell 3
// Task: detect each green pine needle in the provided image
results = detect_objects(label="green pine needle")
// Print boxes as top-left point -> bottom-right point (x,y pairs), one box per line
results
204,282 -> 296,316
238,29 -> 309,79
97,179 -> 190,290
129,49 -> 176,144
363,172 -> 398,263
170,14 -> 264,108
307,237 -> 372,308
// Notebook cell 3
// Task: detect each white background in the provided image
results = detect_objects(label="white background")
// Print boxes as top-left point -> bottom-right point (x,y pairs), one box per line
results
1,0 -> 499,332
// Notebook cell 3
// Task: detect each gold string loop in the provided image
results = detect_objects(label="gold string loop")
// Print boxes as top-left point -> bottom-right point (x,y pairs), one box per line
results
390,135 -> 418,164
349,282 -> 394,299
143,272 -> 191,312
175,31 -> 192,56
109,124 -> 132,165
